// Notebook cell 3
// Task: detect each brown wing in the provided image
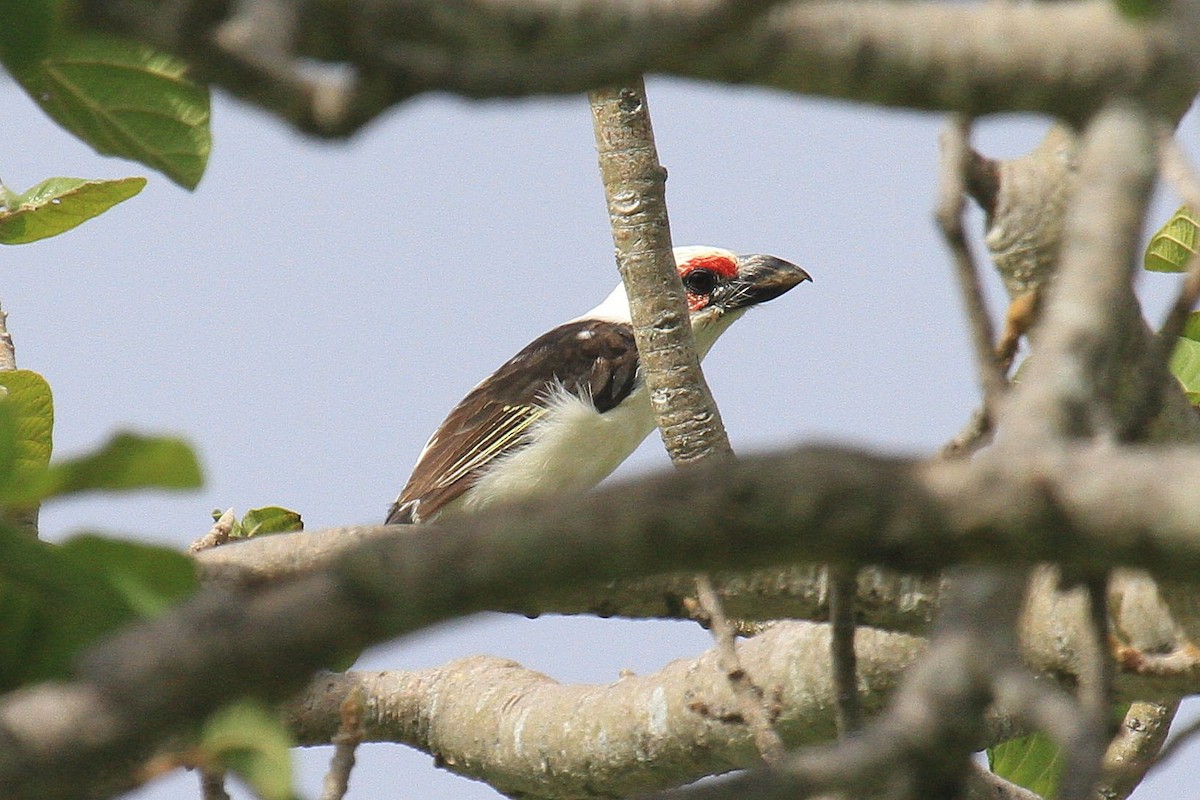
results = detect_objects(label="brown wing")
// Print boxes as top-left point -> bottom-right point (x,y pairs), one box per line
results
387,319 -> 640,524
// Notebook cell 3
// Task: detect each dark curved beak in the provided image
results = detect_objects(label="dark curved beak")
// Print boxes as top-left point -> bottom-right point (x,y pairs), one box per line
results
716,253 -> 811,311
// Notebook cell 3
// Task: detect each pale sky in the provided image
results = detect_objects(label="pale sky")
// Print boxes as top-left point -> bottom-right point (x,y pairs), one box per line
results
3,76 -> 1195,798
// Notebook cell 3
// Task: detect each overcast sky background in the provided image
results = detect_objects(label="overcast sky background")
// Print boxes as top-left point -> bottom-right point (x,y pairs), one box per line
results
3,73 -> 1196,799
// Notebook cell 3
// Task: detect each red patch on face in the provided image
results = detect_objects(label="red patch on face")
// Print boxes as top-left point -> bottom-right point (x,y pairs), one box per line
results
679,253 -> 738,311
678,254 -> 738,280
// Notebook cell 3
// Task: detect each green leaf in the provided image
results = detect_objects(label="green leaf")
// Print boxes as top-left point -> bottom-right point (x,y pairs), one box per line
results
1145,205 -> 1199,273
0,371 -> 53,499
0,371 -> 53,471
1180,311 -> 1200,343
60,534 -> 197,617
201,699 -> 297,800
1114,0 -> 1165,19
14,34 -> 211,189
988,731 -> 1063,799
237,507 -> 304,539
0,0 -> 58,71
0,176 -> 145,244
0,527 -> 196,691
1170,337 -> 1200,403
39,431 -> 202,499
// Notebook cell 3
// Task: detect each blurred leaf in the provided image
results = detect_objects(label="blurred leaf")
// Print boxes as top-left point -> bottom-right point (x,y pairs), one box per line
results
237,507 -> 304,539
0,527 -> 195,690
1181,311 -> 1200,343
0,176 -> 146,244
1170,337 -> 1200,404
0,0 -> 58,70
988,731 -> 1063,799
1113,0 -> 1164,19
201,699 -> 296,800
1145,205 -> 1199,273
39,432 -> 202,499
60,534 -> 197,617
0,405 -> 17,490
14,35 -> 211,189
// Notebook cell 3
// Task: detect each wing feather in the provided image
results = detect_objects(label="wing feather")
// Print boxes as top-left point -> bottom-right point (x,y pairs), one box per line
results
387,319 -> 639,524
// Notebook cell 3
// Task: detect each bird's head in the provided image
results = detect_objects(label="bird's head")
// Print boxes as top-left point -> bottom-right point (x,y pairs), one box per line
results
583,246 -> 810,353
672,245 -> 811,348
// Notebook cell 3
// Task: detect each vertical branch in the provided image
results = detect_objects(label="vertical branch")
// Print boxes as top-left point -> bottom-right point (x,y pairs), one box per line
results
590,78 -> 783,763
588,79 -> 734,465
1066,573 -> 1115,800
936,116 -> 1008,406
827,567 -> 862,736
320,687 -> 365,800
198,769 -> 230,800
999,104 -> 1159,442
993,102 -> 1160,800
693,575 -> 786,766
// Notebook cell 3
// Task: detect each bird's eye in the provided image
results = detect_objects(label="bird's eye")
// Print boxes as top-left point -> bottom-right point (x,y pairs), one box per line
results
682,268 -> 718,295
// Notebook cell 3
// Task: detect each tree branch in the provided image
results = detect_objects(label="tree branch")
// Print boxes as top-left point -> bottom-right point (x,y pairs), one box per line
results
12,439 -> 1200,798
270,571 -> 1187,796
647,570 -> 1032,800
588,79 -> 733,465
288,622 -> 919,797
997,102 -> 1159,442
77,1 -> 1200,136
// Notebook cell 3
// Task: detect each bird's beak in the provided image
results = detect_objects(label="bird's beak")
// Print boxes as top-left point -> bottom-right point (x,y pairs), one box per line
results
717,254 -> 811,310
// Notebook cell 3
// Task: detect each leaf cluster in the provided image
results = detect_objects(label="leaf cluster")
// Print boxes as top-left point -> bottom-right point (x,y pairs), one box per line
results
0,371 -> 298,797
0,369 -> 202,691
0,0 -> 212,244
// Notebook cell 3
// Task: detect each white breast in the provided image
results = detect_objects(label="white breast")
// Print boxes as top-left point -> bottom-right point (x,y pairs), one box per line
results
456,381 -> 656,515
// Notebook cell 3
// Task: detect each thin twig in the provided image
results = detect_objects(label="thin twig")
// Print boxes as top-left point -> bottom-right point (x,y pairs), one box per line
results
966,762 -> 1044,800
940,406 -> 994,459
1077,574 -> 1114,723
0,304 -> 16,372
827,567 -> 862,736
320,687 -> 366,800
995,287 -> 1041,374
1155,130 -> 1200,344
1154,263 -> 1200,358
1147,703 -> 1200,768
693,576 -> 786,765
1121,130 -> 1200,441
936,116 -> 1008,406
198,768 -> 231,800
992,664 -> 1106,800
190,508 -> 237,554
1053,573 -> 1113,800
1097,700 -> 1179,800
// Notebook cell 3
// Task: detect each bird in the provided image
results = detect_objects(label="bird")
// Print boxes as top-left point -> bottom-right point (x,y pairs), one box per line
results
387,246 -> 811,525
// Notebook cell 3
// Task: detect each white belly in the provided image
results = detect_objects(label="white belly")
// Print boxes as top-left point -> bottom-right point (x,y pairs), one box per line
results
456,383 -> 655,515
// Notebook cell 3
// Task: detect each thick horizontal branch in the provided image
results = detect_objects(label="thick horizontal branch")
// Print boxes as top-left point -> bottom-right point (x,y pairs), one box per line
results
78,1 -> 1200,135
200,534 -> 943,633
8,443 -> 1200,797
280,568 -> 1191,797
289,622 -> 922,797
